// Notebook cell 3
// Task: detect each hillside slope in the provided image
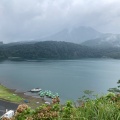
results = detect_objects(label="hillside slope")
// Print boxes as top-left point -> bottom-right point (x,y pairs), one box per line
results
41,26 -> 102,43
82,33 -> 120,48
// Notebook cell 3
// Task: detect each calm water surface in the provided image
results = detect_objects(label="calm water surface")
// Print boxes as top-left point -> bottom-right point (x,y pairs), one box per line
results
0,59 -> 119,101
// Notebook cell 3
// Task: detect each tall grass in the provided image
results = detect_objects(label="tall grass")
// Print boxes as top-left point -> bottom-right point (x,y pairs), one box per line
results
3,92 -> 119,120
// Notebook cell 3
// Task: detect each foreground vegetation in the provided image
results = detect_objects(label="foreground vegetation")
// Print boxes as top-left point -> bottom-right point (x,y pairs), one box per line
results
2,92 -> 119,120
1,81 -> 120,120
0,85 -> 23,103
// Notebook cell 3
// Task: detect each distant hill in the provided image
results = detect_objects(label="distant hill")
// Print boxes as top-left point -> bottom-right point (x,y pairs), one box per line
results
81,33 -> 120,48
40,26 -> 103,43
0,41 -> 3,45
1,41 -> 120,60
0,41 -> 101,60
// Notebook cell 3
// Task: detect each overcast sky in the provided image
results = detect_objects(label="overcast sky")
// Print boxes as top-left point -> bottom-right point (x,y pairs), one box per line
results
0,0 -> 120,43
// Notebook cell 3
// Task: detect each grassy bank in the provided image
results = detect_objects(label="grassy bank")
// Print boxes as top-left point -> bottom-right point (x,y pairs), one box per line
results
0,84 -> 23,103
0,84 -> 45,108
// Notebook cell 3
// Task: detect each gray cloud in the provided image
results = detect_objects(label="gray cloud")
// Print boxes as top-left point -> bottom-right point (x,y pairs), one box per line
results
0,0 -> 120,43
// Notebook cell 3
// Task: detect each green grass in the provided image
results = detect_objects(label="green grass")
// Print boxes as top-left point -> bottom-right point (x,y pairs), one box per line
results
0,85 -> 23,102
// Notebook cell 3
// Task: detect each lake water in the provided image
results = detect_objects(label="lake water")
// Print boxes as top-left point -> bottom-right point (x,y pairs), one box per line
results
0,59 -> 119,101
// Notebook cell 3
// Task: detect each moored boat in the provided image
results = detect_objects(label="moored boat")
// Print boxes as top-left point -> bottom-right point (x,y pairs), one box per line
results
39,90 -> 60,98
30,88 -> 42,92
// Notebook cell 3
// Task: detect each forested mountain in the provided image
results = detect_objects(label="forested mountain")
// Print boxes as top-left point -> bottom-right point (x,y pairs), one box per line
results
0,41 -> 100,60
0,41 -> 120,61
0,47 -> 6,60
40,26 -> 103,43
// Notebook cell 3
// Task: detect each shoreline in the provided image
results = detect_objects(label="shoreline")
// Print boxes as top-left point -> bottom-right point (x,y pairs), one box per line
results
0,84 -> 45,109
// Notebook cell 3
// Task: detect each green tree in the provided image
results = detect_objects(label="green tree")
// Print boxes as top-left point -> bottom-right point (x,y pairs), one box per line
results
108,80 -> 120,93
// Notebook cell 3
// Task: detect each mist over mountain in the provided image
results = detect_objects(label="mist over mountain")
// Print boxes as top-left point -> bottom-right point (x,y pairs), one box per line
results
1,23 -> 120,60
40,26 -> 103,43
82,33 -> 120,48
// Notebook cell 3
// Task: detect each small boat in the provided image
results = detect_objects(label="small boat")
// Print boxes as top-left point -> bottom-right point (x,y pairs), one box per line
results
30,88 -> 42,92
45,101 -> 51,105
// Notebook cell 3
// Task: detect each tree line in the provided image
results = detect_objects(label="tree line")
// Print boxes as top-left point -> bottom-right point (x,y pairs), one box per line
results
0,41 -> 120,61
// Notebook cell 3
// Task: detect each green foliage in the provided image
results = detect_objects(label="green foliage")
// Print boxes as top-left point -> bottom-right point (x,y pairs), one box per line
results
61,101 -> 73,118
78,96 -> 120,120
108,80 -> 120,94
15,108 -> 34,120
78,90 -> 95,104
8,93 -> 120,120
52,104 -> 60,111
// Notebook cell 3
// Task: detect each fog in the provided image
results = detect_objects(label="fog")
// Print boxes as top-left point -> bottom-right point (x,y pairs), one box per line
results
0,0 -> 120,43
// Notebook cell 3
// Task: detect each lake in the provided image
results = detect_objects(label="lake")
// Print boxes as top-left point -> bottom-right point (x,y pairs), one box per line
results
0,59 -> 119,101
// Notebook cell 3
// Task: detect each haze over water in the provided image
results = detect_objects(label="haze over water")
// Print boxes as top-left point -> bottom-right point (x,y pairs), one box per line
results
0,59 -> 119,101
